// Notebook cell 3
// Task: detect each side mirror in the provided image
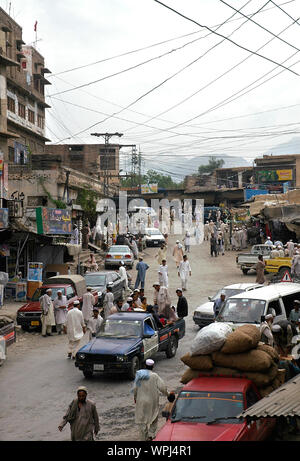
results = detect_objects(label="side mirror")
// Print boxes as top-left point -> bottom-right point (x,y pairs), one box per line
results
208,296 -> 212,301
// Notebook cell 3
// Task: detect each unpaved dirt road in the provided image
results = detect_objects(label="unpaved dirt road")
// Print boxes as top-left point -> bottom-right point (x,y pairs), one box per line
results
0,235 -> 262,441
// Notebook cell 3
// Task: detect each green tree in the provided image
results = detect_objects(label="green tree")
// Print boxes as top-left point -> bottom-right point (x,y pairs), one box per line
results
198,157 -> 225,175
76,188 -> 99,224
121,169 -> 183,189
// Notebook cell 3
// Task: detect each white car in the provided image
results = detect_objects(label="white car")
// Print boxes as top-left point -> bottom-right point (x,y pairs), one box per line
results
143,228 -> 165,247
193,283 -> 263,328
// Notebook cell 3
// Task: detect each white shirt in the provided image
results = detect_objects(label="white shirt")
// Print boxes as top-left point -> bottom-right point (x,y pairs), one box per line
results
82,292 -> 95,321
179,260 -> 191,277
158,265 -> 168,287
119,266 -> 128,283
65,307 -> 85,341
53,295 -> 68,324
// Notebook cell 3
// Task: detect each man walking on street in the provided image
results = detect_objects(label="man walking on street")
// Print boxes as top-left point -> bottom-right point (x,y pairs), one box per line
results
103,285 -> 114,320
119,261 -> 129,296
158,259 -> 168,288
86,307 -> 103,340
40,289 -> 55,337
82,287 -> 95,325
53,290 -> 68,335
178,255 -> 191,291
64,300 -> 86,359
58,386 -> 100,441
133,359 -> 168,441
134,257 -> 149,290
176,288 -> 188,319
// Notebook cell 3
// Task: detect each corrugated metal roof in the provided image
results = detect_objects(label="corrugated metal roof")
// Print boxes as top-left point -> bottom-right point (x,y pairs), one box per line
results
240,374 -> 300,419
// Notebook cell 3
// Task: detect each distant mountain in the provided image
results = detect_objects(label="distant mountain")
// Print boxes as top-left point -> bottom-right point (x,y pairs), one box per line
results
140,154 -> 251,182
262,137 -> 300,157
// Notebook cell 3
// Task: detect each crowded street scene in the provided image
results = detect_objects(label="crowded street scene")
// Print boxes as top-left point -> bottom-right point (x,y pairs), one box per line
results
1,0 -> 300,450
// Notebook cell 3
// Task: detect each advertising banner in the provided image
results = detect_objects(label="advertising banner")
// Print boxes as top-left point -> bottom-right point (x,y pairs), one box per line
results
257,169 -> 293,183
36,208 -> 72,235
0,209 -> 9,229
27,262 -> 43,282
141,184 -> 158,194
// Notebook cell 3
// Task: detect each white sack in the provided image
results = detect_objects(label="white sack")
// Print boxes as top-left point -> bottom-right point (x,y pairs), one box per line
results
191,322 -> 232,356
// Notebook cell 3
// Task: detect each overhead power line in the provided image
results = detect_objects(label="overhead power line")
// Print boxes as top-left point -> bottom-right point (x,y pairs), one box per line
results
153,0 -> 299,76
219,0 -> 300,52
47,0 -> 295,78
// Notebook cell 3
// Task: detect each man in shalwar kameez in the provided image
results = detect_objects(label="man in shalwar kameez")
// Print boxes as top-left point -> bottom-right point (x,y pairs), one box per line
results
133,359 -> 168,441
40,289 -> 55,337
58,386 -> 100,441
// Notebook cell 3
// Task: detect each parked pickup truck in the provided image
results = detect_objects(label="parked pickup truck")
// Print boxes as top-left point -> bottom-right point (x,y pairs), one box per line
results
75,312 -> 185,380
265,257 -> 292,277
0,316 -> 16,366
16,275 -> 99,332
236,244 -> 272,275
154,376 -> 276,441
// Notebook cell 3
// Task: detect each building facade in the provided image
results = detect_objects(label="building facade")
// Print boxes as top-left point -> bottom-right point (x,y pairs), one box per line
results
254,154 -> 300,193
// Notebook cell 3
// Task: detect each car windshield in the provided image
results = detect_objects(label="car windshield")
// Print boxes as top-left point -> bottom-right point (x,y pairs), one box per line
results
97,320 -> 141,338
84,274 -> 106,287
31,287 -> 65,301
147,229 -> 161,236
212,288 -> 244,302
217,298 -> 266,324
171,391 -> 244,424
109,246 -> 130,253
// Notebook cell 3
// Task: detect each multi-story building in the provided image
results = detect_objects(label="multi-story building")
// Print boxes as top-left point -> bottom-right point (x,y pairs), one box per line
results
0,6 -> 51,170
254,154 -> 300,193
45,143 -> 121,193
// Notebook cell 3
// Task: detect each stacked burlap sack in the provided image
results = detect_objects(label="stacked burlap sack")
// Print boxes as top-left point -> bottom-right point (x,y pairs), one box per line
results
181,323 -> 285,397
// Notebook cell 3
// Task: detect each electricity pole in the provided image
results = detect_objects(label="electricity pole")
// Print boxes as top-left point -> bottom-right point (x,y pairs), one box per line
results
91,132 -> 123,196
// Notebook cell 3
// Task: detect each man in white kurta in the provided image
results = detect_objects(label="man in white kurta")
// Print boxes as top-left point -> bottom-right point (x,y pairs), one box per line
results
53,290 -> 68,335
119,262 -> 129,296
172,241 -> 183,268
64,301 -> 86,359
158,260 -> 168,288
157,286 -> 171,315
178,255 -> 192,291
133,359 -> 168,441
40,289 -> 55,337
103,286 -> 114,320
82,287 -> 95,324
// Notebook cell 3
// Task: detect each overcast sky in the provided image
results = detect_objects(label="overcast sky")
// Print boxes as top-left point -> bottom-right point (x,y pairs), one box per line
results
2,0 -> 300,179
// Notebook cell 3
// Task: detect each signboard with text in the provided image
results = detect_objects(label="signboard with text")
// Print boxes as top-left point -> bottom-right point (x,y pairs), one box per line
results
0,209 -> 9,229
141,184 -> 158,194
257,169 -> 293,183
36,208 -> 72,235
27,262 -> 43,282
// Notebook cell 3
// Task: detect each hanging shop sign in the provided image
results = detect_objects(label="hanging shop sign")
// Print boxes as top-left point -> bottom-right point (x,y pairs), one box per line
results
27,262 -> 43,282
36,207 -> 72,235
0,209 -> 9,229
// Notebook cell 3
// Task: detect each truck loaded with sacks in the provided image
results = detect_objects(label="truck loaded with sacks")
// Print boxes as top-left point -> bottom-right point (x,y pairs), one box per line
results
180,323 -> 285,398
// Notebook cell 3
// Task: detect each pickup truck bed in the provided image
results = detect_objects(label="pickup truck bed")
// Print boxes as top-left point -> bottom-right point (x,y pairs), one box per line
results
0,320 -> 15,365
75,312 -> 185,380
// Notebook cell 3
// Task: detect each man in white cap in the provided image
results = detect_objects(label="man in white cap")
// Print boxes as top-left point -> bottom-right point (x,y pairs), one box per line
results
264,236 -> 273,246
82,286 -> 95,325
119,261 -> 129,296
64,300 -> 86,359
103,285 -> 114,320
53,290 -> 68,335
172,240 -> 184,268
260,314 -> 274,347
178,254 -> 192,291
121,297 -> 134,311
133,359 -> 168,441
158,259 -> 168,288
58,386 -> 100,441
40,288 -> 55,337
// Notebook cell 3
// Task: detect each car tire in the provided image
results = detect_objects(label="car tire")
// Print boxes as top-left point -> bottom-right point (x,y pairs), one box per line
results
83,370 -> 93,379
128,356 -> 140,380
242,268 -> 249,275
166,336 -> 178,358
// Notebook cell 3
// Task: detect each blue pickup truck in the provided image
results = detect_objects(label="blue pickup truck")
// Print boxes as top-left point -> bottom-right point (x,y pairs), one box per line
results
75,312 -> 185,380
